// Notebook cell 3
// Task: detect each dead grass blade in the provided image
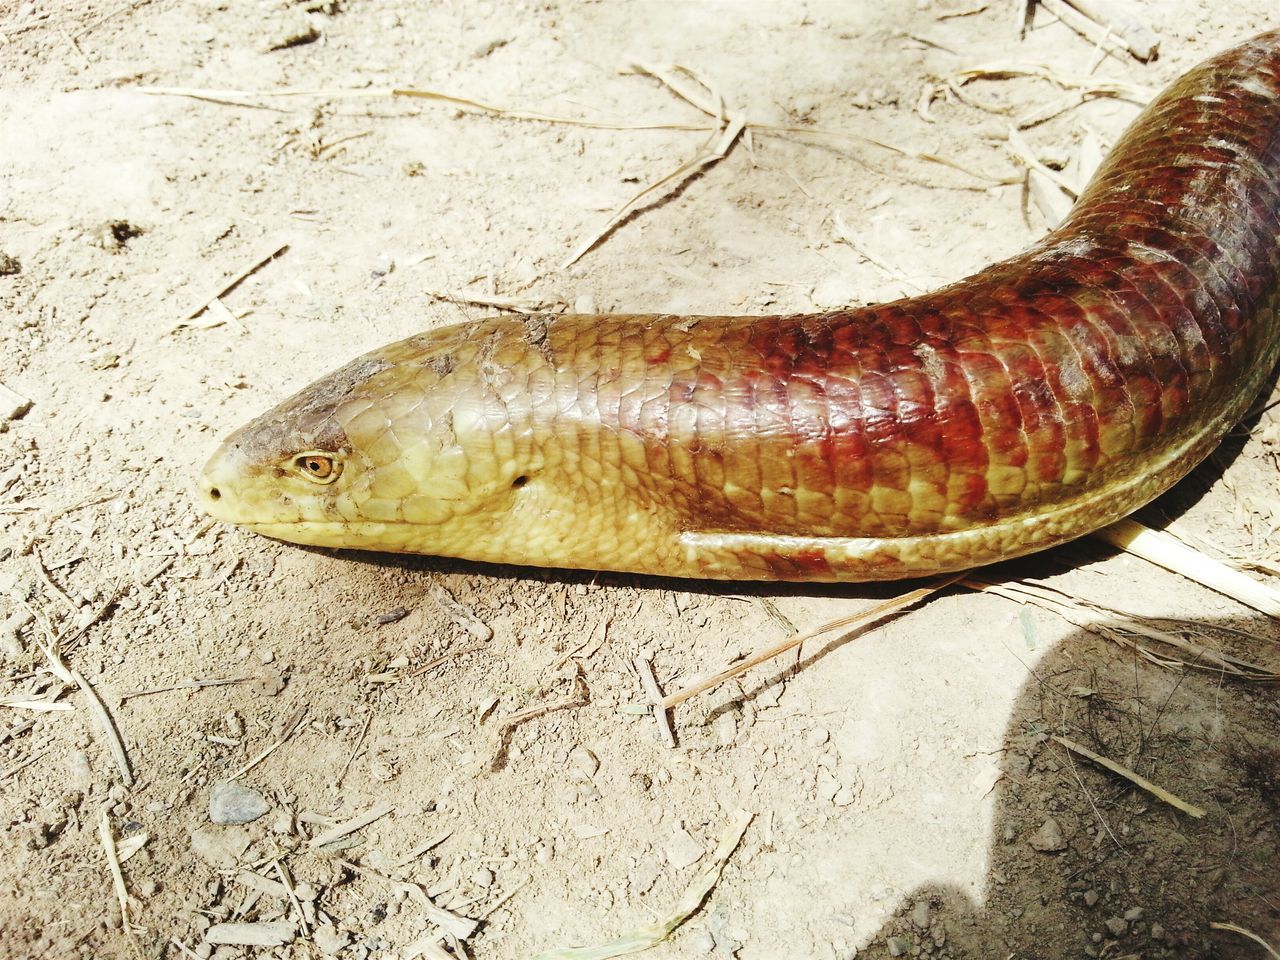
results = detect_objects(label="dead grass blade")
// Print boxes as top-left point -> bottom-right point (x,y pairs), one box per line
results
629,62 -> 726,119
529,810 -> 752,960
1094,518 -> 1280,619
762,123 -> 1020,186
1054,736 -> 1204,817
146,72 -> 1021,270
937,2 -> 990,19
173,241 -> 289,329
120,676 -> 251,701
561,60 -> 748,268
1005,126 -> 1079,197
952,62 -> 1150,102
964,578 -> 1276,680
145,84 -> 706,131
228,705 -> 307,781
99,808 -> 145,959
307,801 -> 395,849
1209,922 -> 1280,960
425,290 -> 563,313
662,575 -> 961,710
1040,0 -> 1159,62
561,115 -> 745,268
73,669 -> 133,786
394,84 -> 709,132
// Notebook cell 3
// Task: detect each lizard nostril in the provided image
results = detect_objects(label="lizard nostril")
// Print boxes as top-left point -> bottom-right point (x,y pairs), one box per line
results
208,486 -> 222,501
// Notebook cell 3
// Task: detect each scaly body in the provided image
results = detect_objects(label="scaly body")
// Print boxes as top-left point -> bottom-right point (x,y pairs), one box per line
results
200,32 -> 1280,581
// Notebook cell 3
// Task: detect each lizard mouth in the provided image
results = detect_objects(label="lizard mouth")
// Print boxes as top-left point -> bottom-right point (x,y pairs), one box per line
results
225,519 -> 422,552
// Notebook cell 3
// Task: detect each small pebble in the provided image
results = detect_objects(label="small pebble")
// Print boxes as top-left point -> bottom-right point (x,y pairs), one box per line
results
886,935 -> 909,957
313,923 -> 349,957
1104,917 -> 1128,938
832,785 -> 859,807
208,782 -> 271,826
566,746 -> 599,781
664,826 -> 704,869
574,294 -> 596,313
253,669 -> 286,697
810,275 -> 860,310
375,606 -> 410,626
1029,817 -> 1067,852
1084,889 -> 1099,908
1150,923 -> 1164,940
911,899 -> 929,929
471,867 -> 494,889
688,928 -> 716,953
206,920 -> 296,947
1124,907 -> 1144,921
713,712 -> 737,746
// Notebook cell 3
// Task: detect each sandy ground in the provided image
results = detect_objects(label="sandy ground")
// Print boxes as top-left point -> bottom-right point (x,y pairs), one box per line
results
2,2 -> 1280,959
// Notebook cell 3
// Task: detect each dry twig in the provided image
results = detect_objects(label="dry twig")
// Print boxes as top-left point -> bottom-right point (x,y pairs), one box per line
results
333,711 -> 373,789
1094,518 -> 1280,619
1040,0 -> 1159,62
229,705 -> 307,781
308,801 -> 396,849
174,241 -> 289,327
120,676 -> 250,701
99,808 -> 144,959
1209,922 -> 1280,960
1053,736 -> 1205,818
73,669 -> 133,786
498,672 -> 590,732
662,575 -> 960,710
530,810 -> 753,960
634,656 -> 676,748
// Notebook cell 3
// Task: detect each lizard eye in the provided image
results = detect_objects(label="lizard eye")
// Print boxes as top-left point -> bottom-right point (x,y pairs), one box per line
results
293,453 -> 341,484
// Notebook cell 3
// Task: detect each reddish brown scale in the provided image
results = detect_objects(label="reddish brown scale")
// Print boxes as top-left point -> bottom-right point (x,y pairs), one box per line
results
599,32 -> 1280,552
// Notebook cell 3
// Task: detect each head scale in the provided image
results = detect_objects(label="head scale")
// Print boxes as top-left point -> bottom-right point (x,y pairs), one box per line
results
198,326 -> 534,556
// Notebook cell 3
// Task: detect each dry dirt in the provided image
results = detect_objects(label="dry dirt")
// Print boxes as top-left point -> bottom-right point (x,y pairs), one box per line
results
2,2 -> 1280,959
